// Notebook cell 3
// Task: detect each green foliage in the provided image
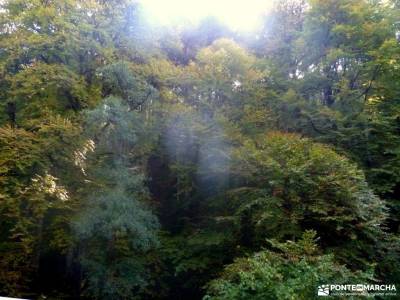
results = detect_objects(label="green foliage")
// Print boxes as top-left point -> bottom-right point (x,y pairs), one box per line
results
74,176 -> 159,299
157,230 -> 235,297
0,0 -> 399,298
204,231 -> 372,300
7,63 -> 90,122
73,97 -> 159,299
0,124 -> 75,297
98,62 -> 156,110
229,132 -> 386,266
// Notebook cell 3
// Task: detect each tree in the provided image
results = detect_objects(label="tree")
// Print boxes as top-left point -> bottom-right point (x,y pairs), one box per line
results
0,0 -> 399,298
204,230 -> 372,300
0,122 -> 77,297
73,97 -> 159,299
226,132 -> 386,267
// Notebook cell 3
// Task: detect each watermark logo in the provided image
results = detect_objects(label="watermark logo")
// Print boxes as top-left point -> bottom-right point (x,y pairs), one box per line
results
317,284 -> 397,297
318,285 -> 330,296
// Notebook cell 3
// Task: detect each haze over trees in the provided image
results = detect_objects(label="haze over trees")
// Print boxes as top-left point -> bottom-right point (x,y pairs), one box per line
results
0,0 -> 399,299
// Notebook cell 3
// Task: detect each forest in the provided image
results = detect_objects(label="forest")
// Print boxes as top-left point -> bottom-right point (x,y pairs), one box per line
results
0,0 -> 399,299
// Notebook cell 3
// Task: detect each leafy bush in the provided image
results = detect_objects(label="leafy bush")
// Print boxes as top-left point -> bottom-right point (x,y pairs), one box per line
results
204,231 -> 372,300
229,132 -> 386,265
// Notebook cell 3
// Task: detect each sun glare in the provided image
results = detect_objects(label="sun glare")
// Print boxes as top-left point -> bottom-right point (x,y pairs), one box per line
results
140,0 -> 273,32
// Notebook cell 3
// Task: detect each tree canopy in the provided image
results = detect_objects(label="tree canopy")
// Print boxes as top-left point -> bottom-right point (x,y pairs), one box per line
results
0,0 -> 399,299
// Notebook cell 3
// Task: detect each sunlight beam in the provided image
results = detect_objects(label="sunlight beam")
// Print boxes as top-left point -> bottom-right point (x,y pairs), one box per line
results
140,0 -> 273,31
